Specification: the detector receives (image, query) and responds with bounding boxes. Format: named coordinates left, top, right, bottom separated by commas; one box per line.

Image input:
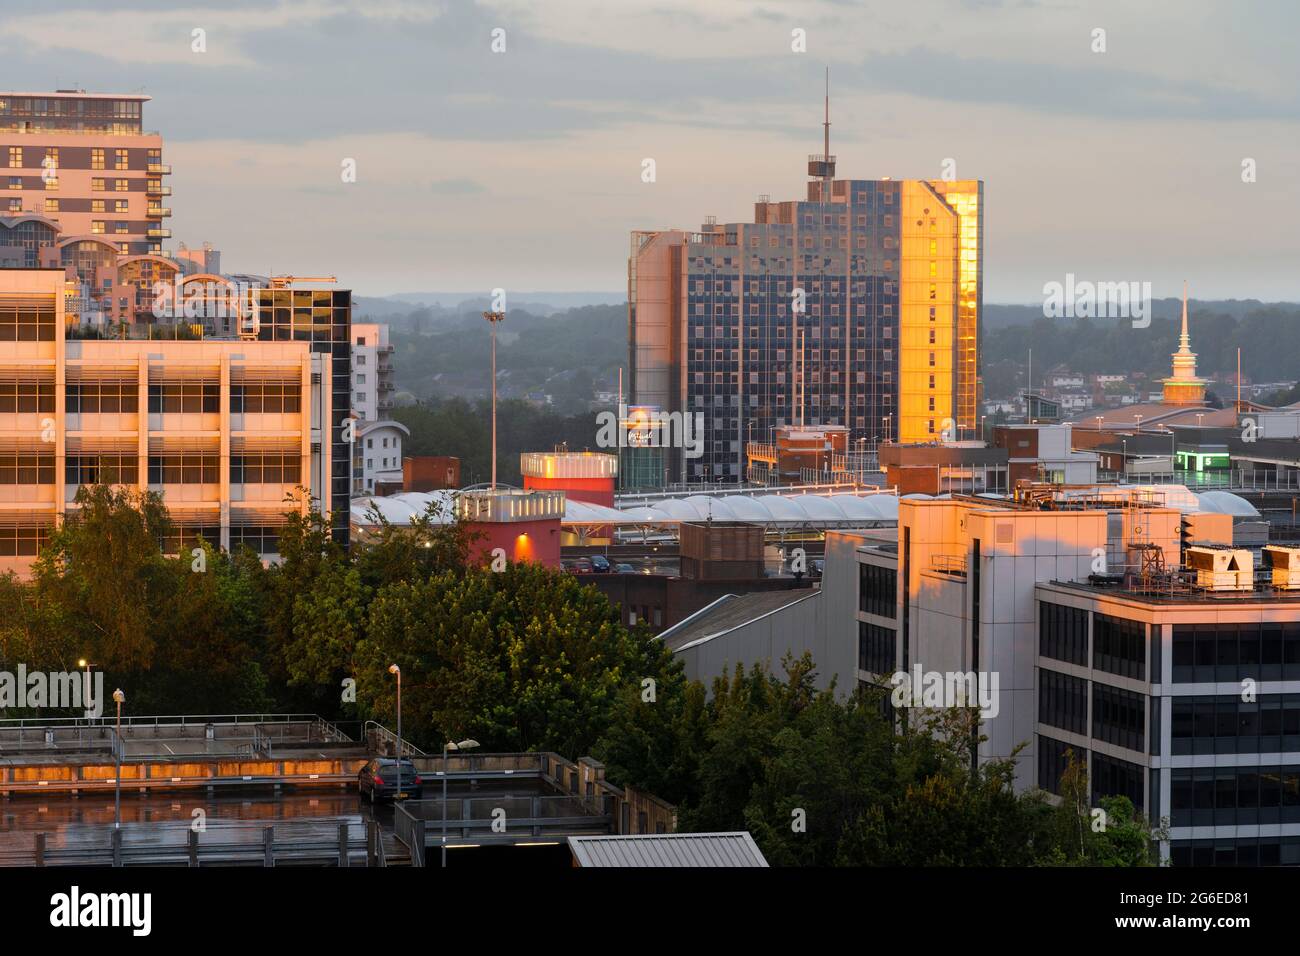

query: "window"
left=1037, top=735, right=1084, bottom=796
left=1092, top=752, right=1145, bottom=812
left=91, top=220, right=105, bottom=234
left=147, top=382, right=219, bottom=414
left=6, top=147, right=20, bottom=168
left=65, top=379, right=137, bottom=413
left=115, top=178, right=128, bottom=191
left=0, top=521, right=52, bottom=557
left=91, top=199, right=105, bottom=213
left=147, top=453, right=219, bottom=485
left=858, top=622, right=895, bottom=674
left=1092, top=682, right=1146, bottom=752
left=1040, top=602, right=1088, bottom=665
left=1093, top=613, right=1145, bottom=679
left=91, top=178, right=105, bottom=192
left=0, top=454, right=55, bottom=484
left=66, top=454, right=138, bottom=485
left=1171, top=693, right=1300, bottom=755
left=43, top=198, right=57, bottom=213
left=158, top=525, right=221, bottom=554
left=91, top=148, right=105, bottom=170
left=858, top=562, right=897, bottom=618
left=230, top=381, right=301, bottom=413
left=0, top=301, right=56, bottom=341
left=229, top=525, right=283, bottom=555
left=230, top=452, right=301, bottom=484
left=0, top=380, right=53, bottom=413
left=1039, top=668, right=1087, bottom=735
left=114, top=148, right=129, bottom=170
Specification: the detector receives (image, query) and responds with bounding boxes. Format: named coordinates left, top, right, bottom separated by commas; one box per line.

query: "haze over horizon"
left=5, top=0, right=1297, bottom=300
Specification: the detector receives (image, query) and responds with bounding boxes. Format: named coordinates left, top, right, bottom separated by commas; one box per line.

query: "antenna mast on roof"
left=823, top=67, right=831, bottom=201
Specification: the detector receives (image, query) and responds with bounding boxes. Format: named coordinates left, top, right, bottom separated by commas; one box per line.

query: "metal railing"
left=0, top=819, right=367, bottom=867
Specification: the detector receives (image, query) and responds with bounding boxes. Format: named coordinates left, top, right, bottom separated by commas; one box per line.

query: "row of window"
left=1172, top=623, right=1300, bottom=683
left=1036, top=736, right=1146, bottom=811
left=1170, top=766, right=1300, bottom=827
left=1170, top=837, right=1300, bottom=868
left=1170, top=695, right=1300, bottom=754
left=66, top=455, right=137, bottom=485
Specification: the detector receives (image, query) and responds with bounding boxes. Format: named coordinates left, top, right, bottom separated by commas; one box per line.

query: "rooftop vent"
left=1263, top=545, right=1300, bottom=591
left=1185, top=546, right=1254, bottom=592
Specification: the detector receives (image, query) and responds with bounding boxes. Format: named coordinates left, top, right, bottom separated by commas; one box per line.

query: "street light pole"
left=387, top=665, right=401, bottom=759
left=482, top=311, right=506, bottom=491
left=78, top=659, right=91, bottom=724
left=441, top=738, right=480, bottom=867
left=113, top=689, right=124, bottom=829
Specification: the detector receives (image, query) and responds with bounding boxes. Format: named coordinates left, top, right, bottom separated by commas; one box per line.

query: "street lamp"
left=442, top=738, right=480, bottom=867
left=1095, top=415, right=1103, bottom=432
left=112, top=689, right=124, bottom=830
left=387, top=664, right=401, bottom=759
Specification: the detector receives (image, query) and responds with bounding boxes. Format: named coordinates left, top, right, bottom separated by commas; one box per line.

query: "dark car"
left=590, top=555, right=611, bottom=573
left=358, top=757, right=423, bottom=803
left=614, top=563, right=636, bottom=574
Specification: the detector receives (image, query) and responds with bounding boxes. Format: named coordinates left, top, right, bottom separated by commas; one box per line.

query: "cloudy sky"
left=5, top=0, right=1297, bottom=301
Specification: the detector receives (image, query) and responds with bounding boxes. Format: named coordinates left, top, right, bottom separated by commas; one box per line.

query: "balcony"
left=147, top=206, right=172, bottom=218
left=147, top=227, right=171, bottom=239
left=145, top=183, right=171, bottom=196
left=147, top=163, right=172, bottom=174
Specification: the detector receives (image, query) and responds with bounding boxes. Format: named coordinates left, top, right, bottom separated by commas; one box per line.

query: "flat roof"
left=1042, top=579, right=1300, bottom=607
left=1, top=92, right=151, bottom=101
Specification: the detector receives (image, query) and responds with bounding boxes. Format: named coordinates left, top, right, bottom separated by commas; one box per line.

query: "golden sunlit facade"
left=898, top=179, right=982, bottom=443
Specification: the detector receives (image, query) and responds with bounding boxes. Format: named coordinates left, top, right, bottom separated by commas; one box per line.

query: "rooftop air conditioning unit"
left=1263, top=545, right=1300, bottom=590
left=1184, top=546, right=1254, bottom=592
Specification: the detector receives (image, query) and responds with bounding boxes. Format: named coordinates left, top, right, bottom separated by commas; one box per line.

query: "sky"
left=3, top=0, right=1298, bottom=301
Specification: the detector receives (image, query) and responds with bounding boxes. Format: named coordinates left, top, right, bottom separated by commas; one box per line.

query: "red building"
left=458, top=489, right=563, bottom=569
left=519, top=451, right=617, bottom=506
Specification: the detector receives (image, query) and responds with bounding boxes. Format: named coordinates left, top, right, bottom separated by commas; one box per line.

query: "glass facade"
left=255, top=287, right=352, bottom=546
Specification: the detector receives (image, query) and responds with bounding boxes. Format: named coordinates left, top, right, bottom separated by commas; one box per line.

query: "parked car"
left=358, top=758, right=423, bottom=803
left=615, top=563, right=636, bottom=574
left=568, top=557, right=594, bottom=574
left=590, top=555, right=611, bottom=573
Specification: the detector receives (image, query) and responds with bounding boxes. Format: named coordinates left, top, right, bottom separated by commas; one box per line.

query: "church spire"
left=1163, top=280, right=1206, bottom=406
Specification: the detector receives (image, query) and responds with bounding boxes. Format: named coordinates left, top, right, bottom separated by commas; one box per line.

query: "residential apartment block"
left=0, top=267, right=351, bottom=576
left=350, top=322, right=405, bottom=494
left=629, top=149, right=982, bottom=483
left=0, top=91, right=171, bottom=256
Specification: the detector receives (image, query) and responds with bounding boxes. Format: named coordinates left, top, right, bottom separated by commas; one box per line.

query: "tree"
left=351, top=562, right=676, bottom=755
